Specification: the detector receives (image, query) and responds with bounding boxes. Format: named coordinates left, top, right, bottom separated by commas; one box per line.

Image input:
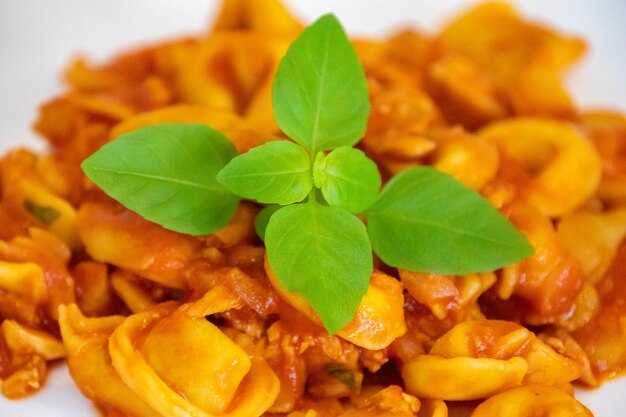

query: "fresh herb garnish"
left=366, top=167, right=534, bottom=274
left=254, top=205, right=281, bottom=241
left=81, top=14, right=533, bottom=334
left=272, top=14, right=370, bottom=154
left=313, top=146, right=381, bottom=214
left=82, top=123, right=239, bottom=236
left=216, top=140, right=312, bottom=205
left=265, top=201, right=372, bottom=333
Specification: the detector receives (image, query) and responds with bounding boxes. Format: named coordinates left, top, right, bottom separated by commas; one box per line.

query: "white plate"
left=0, top=1, right=624, bottom=416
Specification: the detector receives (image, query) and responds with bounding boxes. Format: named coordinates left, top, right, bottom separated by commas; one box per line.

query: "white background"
left=0, top=1, right=624, bottom=416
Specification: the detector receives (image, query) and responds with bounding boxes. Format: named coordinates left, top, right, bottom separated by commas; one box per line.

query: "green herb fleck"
left=24, top=200, right=61, bottom=225
left=325, top=363, right=359, bottom=390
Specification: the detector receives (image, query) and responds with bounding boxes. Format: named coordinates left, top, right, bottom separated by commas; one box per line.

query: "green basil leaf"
left=265, top=201, right=372, bottom=333
left=217, top=140, right=312, bottom=205
left=272, top=14, right=370, bottom=153
left=255, top=204, right=280, bottom=241
left=313, top=147, right=381, bottom=213
left=81, top=123, right=239, bottom=236
left=367, top=167, right=534, bottom=274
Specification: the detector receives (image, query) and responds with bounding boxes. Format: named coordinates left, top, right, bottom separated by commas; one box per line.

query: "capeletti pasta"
left=0, top=1, right=625, bottom=416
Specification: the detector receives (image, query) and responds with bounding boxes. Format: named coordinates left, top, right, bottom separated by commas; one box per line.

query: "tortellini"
left=480, top=118, right=602, bottom=218
left=77, top=200, right=202, bottom=289
left=0, top=320, right=65, bottom=399
left=60, top=286, right=279, bottom=417
left=471, top=384, right=592, bottom=417
left=59, top=304, right=154, bottom=417
left=266, top=257, right=406, bottom=350
left=401, top=320, right=580, bottom=400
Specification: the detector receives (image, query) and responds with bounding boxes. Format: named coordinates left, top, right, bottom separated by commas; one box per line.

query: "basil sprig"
left=82, top=14, right=533, bottom=334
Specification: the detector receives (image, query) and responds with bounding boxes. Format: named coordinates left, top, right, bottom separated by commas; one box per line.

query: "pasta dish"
left=0, top=1, right=625, bottom=416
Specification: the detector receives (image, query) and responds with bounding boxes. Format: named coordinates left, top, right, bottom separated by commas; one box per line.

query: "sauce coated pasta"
left=1, top=1, right=625, bottom=416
